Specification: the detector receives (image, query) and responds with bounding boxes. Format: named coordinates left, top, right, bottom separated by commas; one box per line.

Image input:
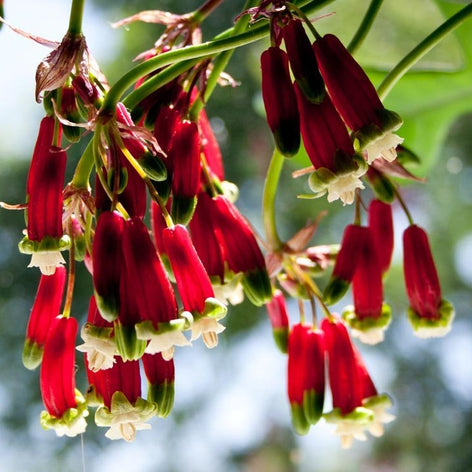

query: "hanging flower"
left=294, top=87, right=367, bottom=205
left=282, top=18, right=325, bottom=104
left=23, top=266, right=67, bottom=370
left=199, top=109, right=225, bottom=181
left=323, top=224, right=369, bottom=304
left=40, top=316, right=88, bottom=437
left=18, top=116, right=70, bottom=275
left=368, top=199, right=394, bottom=274
left=93, top=358, right=157, bottom=441
left=287, top=323, right=325, bottom=434
left=343, top=227, right=392, bottom=345
left=403, top=225, right=454, bottom=338
left=265, top=289, right=290, bottom=353
left=260, top=46, right=300, bottom=157
left=142, top=353, right=175, bottom=418
left=120, top=217, right=189, bottom=360
left=313, top=34, right=403, bottom=164
left=77, top=296, right=116, bottom=372
left=92, top=210, right=124, bottom=322
left=162, top=224, right=227, bottom=348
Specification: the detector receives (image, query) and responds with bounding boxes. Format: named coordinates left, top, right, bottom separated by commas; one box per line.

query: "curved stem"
left=377, top=2, right=472, bottom=100
left=347, top=0, right=384, bottom=54
left=393, top=185, right=414, bottom=225
left=263, top=148, right=285, bottom=251
left=71, top=140, right=94, bottom=189
left=101, top=0, right=331, bottom=114
left=68, top=0, right=86, bottom=36
left=62, top=229, right=76, bottom=319
left=192, top=0, right=225, bottom=24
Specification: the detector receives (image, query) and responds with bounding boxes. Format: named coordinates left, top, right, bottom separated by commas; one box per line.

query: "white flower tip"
left=413, top=324, right=452, bottom=339
left=365, top=132, right=404, bottom=164
left=28, top=251, right=66, bottom=275
left=54, top=416, right=88, bottom=438
left=327, top=174, right=365, bottom=205
left=351, top=327, right=386, bottom=345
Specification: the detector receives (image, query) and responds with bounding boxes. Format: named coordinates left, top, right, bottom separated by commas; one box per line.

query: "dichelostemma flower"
left=19, top=116, right=70, bottom=275
left=142, top=353, right=175, bottom=418
left=287, top=323, right=325, bottom=435
left=92, top=358, right=157, bottom=441
left=403, top=225, right=454, bottom=338
left=294, top=86, right=367, bottom=205
left=120, top=217, right=189, bottom=360
left=260, top=46, right=300, bottom=157
left=313, top=34, right=403, bottom=164
left=265, top=289, right=290, bottom=353
left=342, top=227, right=392, bottom=345
left=40, top=316, right=88, bottom=437
left=162, top=224, right=227, bottom=348
left=23, top=265, right=67, bottom=370
left=77, top=296, right=116, bottom=372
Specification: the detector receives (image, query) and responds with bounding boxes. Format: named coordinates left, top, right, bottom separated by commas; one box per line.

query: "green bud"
left=303, top=390, right=324, bottom=425
left=323, top=277, right=350, bottom=305
left=114, top=321, right=146, bottom=361
left=139, top=152, right=167, bottom=181
left=241, top=269, right=273, bottom=307
left=290, top=403, right=310, bottom=435
left=171, top=195, right=197, bottom=225
left=148, top=381, right=174, bottom=418
left=22, top=339, right=44, bottom=370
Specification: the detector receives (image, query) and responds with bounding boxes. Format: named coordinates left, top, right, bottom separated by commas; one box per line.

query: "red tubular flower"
left=199, top=109, right=225, bottom=181
left=77, top=296, right=116, bottom=372
left=260, top=46, right=300, bottom=157
left=167, top=119, right=201, bottom=224
left=265, top=289, right=290, bottom=353
left=119, top=217, right=188, bottom=360
left=40, top=316, right=88, bottom=437
left=23, top=266, right=66, bottom=370
left=313, top=34, right=403, bottom=163
left=188, top=191, right=226, bottom=283
left=321, top=317, right=373, bottom=448
left=324, top=225, right=369, bottom=305
left=92, top=211, right=124, bottom=322
left=60, top=84, right=82, bottom=142
left=282, top=19, right=325, bottom=104
left=212, top=195, right=272, bottom=306
left=287, top=324, right=325, bottom=434
left=295, top=87, right=367, bottom=204
left=368, top=199, right=394, bottom=274
left=343, top=228, right=392, bottom=345
left=92, top=358, right=157, bottom=442
left=19, top=116, right=70, bottom=275
left=162, top=224, right=227, bottom=348
left=403, top=225, right=454, bottom=337
left=142, top=353, right=175, bottom=417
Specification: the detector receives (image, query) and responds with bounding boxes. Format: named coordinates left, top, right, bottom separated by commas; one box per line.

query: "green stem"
left=101, top=0, right=331, bottom=114
left=68, top=0, right=86, bottom=36
left=192, top=0, right=225, bottom=24
left=71, top=140, right=94, bottom=189
left=263, top=148, right=285, bottom=251
left=393, top=186, right=414, bottom=226
left=347, top=0, right=384, bottom=54
left=377, top=2, right=472, bottom=100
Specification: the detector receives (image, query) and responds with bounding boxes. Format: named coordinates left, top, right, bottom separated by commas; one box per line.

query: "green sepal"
left=40, top=389, right=89, bottom=437
left=82, top=322, right=114, bottom=341
left=396, top=145, right=421, bottom=166
left=107, top=167, right=128, bottom=195
left=343, top=303, right=392, bottom=335
left=272, top=327, right=289, bottom=354
left=22, top=339, right=44, bottom=370
left=152, top=178, right=172, bottom=204
left=139, top=152, right=167, bottom=181
left=199, top=297, right=227, bottom=320
left=323, top=406, right=374, bottom=425
left=367, top=171, right=396, bottom=203
left=95, top=291, right=120, bottom=323
left=296, top=76, right=325, bottom=105
left=241, top=269, right=273, bottom=306
left=407, top=298, right=454, bottom=338
left=63, top=125, right=82, bottom=143
left=323, top=277, right=350, bottom=305
left=290, top=403, right=310, bottom=435
left=73, top=233, right=86, bottom=261
left=362, top=393, right=393, bottom=411
left=273, top=120, right=301, bottom=158
left=114, top=321, right=147, bottom=361
left=148, top=381, right=175, bottom=418
left=303, top=389, right=324, bottom=425
left=171, top=195, right=197, bottom=225
left=18, top=234, right=71, bottom=255
left=95, top=392, right=157, bottom=427
left=135, top=318, right=187, bottom=339
left=85, top=385, right=104, bottom=407
left=353, top=109, right=403, bottom=151
left=308, top=167, right=337, bottom=193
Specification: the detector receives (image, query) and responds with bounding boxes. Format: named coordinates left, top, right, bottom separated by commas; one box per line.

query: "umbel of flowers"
left=3, top=0, right=461, bottom=447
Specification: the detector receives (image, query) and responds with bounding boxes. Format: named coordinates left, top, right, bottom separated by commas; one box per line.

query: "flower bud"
left=265, top=289, right=289, bottom=353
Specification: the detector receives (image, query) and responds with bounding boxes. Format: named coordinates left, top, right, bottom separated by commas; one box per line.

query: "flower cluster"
left=261, top=16, right=403, bottom=204
left=7, top=0, right=457, bottom=450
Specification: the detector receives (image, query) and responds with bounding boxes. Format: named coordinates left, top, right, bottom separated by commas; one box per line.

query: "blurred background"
left=1, top=0, right=472, bottom=471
